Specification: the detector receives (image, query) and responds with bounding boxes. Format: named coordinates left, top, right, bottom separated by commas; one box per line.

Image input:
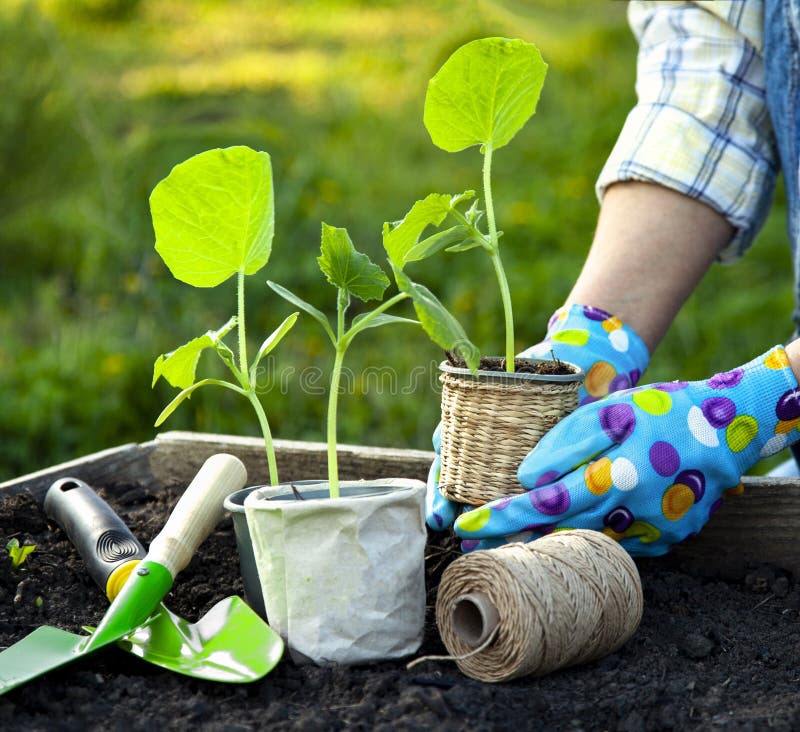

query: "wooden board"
left=2, top=430, right=799, bottom=577
left=0, top=431, right=433, bottom=500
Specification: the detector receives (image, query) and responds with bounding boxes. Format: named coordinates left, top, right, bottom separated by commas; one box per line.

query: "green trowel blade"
left=0, top=626, right=88, bottom=695
left=118, top=597, right=284, bottom=682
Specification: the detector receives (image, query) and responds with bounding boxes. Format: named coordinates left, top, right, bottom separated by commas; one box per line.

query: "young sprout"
left=268, top=224, right=421, bottom=498
left=384, top=37, right=548, bottom=373
left=6, top=538, right=35, bottom=569
left=150, top=146, right=297, bottom=486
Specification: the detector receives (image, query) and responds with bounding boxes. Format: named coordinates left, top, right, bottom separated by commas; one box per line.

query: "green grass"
left=1, top=0, right=794, bottom=479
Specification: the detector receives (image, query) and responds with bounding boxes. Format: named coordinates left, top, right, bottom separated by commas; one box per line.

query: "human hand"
left=425, top=304, right=650, bottom=530
left=453, top=347, right=800, bottom=555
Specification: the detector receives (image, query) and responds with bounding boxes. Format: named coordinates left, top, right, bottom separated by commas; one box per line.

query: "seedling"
left=268, top=223, right=477, bottom=498
left=6, top=538, right=35, bottom=569
left=149, top=146, right=476, bottom=498
left=150, top=146, right=296, bottom=486
left=383, top=37, right=548, bottom=373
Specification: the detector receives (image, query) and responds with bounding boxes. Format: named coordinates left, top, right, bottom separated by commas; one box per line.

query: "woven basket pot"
left=438, top=358, right=584, bottom=506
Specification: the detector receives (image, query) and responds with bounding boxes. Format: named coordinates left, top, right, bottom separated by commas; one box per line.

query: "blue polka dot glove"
left=454, top=346, right=800, bottom=556
left=426, top=304, right=651, bottom=531
left=519, top=304, right=650, bottom=406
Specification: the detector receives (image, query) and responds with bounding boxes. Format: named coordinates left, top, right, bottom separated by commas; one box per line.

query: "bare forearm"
left=566, top=181, right=735, bottom=353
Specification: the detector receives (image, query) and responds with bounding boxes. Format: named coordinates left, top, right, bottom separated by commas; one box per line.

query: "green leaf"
left=445, top=237, right=484, bottom=253
left=150, top=146, right=274, bottom=287
left=267, top=280, right=335, bottom=345
left=249, top=312, right=300, bottom=383
left=383, top=192, right=474, bottom=268
left=154, top=378, right=244, bottom=427
left=318, top=223, right=389, bottom=301
left=424, top=37, right=547, bottom=153
left=392, top=264, right=480, bottom=372
left=152, top=317, right=237, bottom=389
left=350, top=312, right=419, bottom=335
left=405, top=225, right=474, bottom=262
left=6, top=539, right=35, bottom=569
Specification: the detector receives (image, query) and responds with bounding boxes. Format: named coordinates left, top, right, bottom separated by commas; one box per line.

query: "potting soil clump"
left=446, top=353, right=576, bottom=376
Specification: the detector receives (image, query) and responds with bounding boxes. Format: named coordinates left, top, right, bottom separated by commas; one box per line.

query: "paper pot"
left=244, top=478, right=426, bottom=665
left=224, top=480, right=323, bottom=618
left=439, top=358, right=584, bottom=506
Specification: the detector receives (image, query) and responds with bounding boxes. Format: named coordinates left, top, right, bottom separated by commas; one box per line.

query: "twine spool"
left=434, top=530, right=643, bottom=683
left=438, top=362, right=582, bottom=506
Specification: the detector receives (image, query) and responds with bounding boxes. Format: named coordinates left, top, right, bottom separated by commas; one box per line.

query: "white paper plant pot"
left=244, top=478, right=426, bottom=665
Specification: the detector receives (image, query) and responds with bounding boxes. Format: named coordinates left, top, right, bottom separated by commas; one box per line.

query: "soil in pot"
left=445, top=353, right=577, bottom=376
left=3, top=484, right=800, bottom=730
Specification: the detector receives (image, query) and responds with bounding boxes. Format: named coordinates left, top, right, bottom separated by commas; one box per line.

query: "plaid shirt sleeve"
left=596, top=0, right=777, bottom=261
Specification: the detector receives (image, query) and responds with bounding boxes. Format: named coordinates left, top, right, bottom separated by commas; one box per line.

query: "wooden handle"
left=146, top=453, right=247, bottom=577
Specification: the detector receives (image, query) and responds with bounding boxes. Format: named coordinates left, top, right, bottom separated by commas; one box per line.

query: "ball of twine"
left=432, top=530, right=643, bottom=683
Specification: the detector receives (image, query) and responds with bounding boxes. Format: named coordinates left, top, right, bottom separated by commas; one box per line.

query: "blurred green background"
left=1, top=0, right=793, bottom=480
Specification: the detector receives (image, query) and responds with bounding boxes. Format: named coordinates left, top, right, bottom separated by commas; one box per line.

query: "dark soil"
left=446, top=352, right=577, bottom=376
left=2, top=483, right=800, bottom=731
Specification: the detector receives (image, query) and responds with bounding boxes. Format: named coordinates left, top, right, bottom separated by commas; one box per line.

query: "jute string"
left=413, top=530, right=643, bottom=683
left=438, top=371, right=580, bottom=506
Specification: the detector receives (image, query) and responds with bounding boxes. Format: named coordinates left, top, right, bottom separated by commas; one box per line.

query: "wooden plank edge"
left=4, top=431, right=800, bottom=577
left=149, top=431, right=435, bottom=486
left=665, top=475, right=800, bottom=578
left=0, top=442, right=155, bottom=502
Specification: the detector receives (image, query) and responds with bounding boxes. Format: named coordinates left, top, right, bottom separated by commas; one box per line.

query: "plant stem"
left=247, top=390, right=280, bottom=486
left=482, top=144, right=515, bottom=372
left=237, top=270, right=250, bottom=388
left=237, top=268, right=280, bottom=485
left=327, top=346, right=346, bottom=499
left=327, top=289, right=351, bottom=499
left=490, top=249, right=515, bottom=372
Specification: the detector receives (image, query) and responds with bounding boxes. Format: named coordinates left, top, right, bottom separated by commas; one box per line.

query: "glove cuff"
left=521, top=304, right=650, bottom=403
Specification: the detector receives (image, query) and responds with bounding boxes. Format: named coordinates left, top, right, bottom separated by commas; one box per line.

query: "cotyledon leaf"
left=266, top=281, right=336, bottom=345
left=249, top=312, right=300, bottom=384
left=391, top=263, right=479, bottom=372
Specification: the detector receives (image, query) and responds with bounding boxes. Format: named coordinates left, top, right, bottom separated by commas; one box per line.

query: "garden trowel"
left=42, top=473, right=284, bottom=683
left=0, top=454, right=282, bottom=695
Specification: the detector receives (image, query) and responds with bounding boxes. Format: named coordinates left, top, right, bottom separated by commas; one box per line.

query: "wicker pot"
left=439, top=358, right=584, bottom=506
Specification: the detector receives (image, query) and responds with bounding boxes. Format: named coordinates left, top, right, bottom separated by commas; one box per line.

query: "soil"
left=2, top=483, right=800, bottom=731
left=445, top=353, right=577, bottom=376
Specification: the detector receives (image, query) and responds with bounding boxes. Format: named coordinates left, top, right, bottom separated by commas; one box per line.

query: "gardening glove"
left=453, top=346, right=800, bottom=556
left=426, top=304, right=650, bottom=530
left=518, top=304, right=650, bottom=406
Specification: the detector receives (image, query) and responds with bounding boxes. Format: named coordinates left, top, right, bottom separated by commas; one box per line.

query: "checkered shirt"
left=596, top=0, right=778, bottom=261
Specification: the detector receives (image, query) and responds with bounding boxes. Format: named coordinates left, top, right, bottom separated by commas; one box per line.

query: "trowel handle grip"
left=147, top=454, right=247, bottom=578
left=44, top=478, right=146, bottom=600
